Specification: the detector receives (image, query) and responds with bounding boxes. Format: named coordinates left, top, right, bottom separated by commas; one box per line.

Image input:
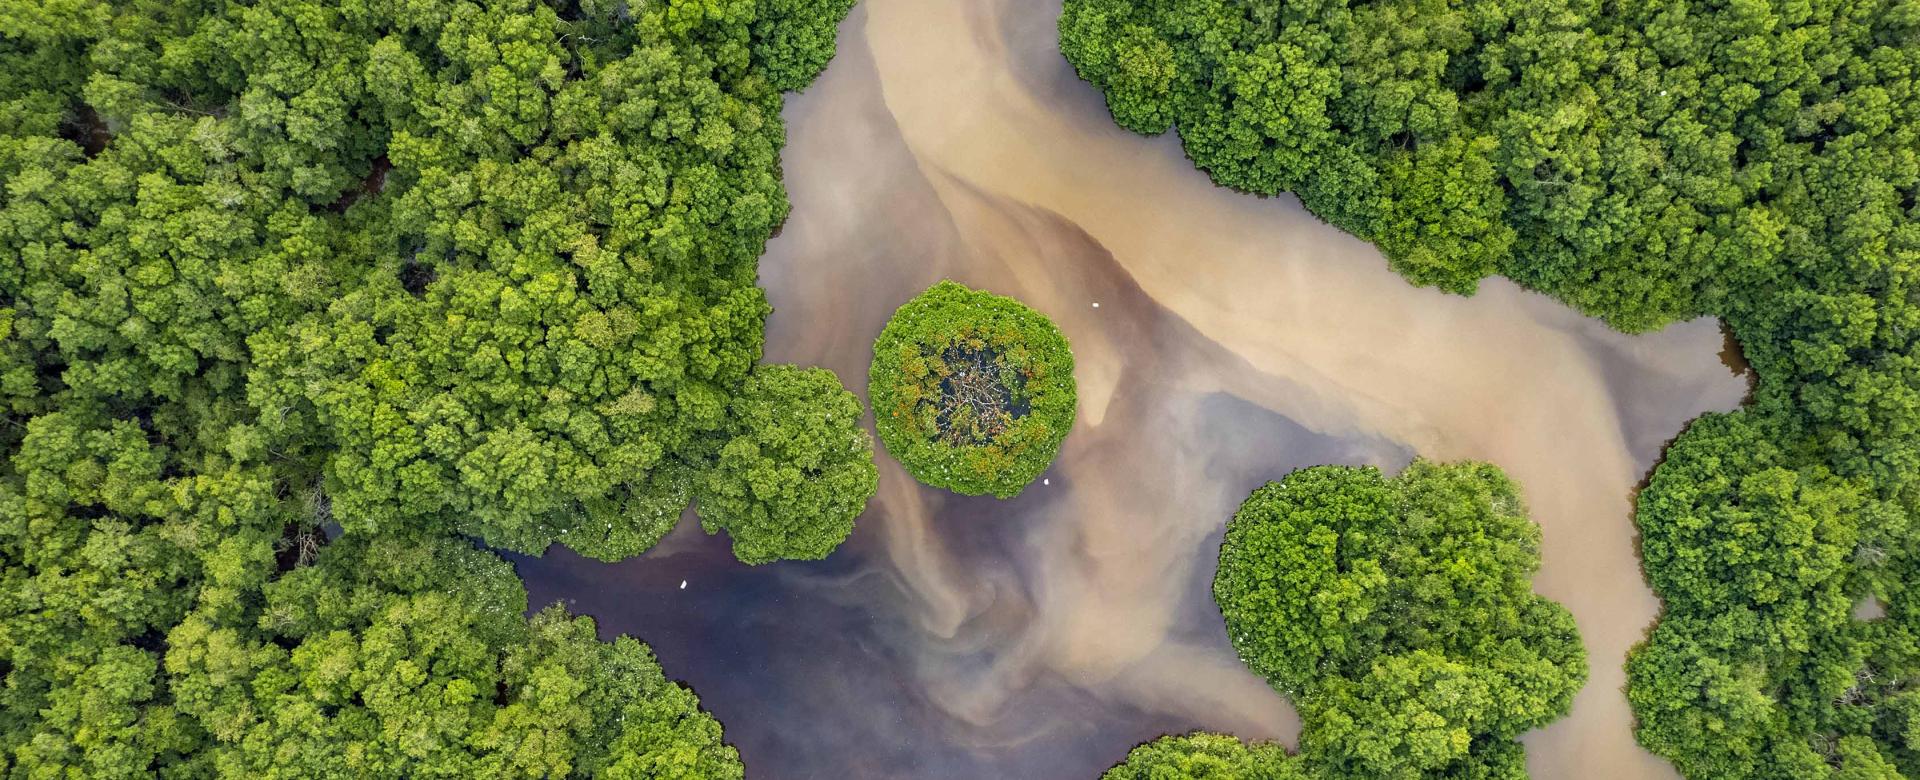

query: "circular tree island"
left=869, top=281, right=1077, bottom=497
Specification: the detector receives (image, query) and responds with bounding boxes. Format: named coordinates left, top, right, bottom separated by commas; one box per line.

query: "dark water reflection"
left=509, top=0, right=1753, bottom=777
left=513, top=390, right=1401, bottom=778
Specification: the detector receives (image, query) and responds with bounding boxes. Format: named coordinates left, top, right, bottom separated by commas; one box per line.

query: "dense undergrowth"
left=1062, top=0, right=1920, bottom=775
left=0, top=0, right=864, bottom=774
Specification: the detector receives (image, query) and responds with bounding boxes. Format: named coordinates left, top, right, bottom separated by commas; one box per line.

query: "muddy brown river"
left=509, top=0, right=1752, bottom=776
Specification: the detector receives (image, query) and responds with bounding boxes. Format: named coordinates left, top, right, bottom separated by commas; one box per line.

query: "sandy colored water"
left=511, top=0, right=1751, bottom=776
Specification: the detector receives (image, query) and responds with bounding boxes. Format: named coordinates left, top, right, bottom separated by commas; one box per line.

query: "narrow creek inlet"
left=509, top=0, right=1753, bottom=777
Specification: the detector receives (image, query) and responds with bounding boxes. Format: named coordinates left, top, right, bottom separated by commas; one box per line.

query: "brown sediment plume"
left=512, top=0, right=1753, bottom=777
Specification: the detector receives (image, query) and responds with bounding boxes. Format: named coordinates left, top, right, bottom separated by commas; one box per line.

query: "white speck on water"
left=679, top=580, right=688, bottom=590
left=1091, top=302, right=1100, bottom=308
left=1043, top=478, right=1050, bottom=485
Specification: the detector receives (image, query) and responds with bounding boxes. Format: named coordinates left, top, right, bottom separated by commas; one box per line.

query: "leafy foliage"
left=696, top=364, right=876, bottom=564
left=181, top=533, right=743, bottom=779
left=1102, top=732, right=1307, bottom=779
left=1062, top=0, right=1920, bottom=774
left=244, top=0, right=856, bottom=560
left=869, top=280, right=1077, bottom=498
left=1214, top=461, right=1586, bottom=778
left=0, top=0, right=858, bottom=774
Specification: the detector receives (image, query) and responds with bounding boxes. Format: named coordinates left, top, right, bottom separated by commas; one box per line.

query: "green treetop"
left=869, top=280, right=1077, bottom=498
left=1102, top=733, right=1307, bottom=780
left=696, top=364, right=877, bottom=564
left=1214, top=461, right=1586, bottom=777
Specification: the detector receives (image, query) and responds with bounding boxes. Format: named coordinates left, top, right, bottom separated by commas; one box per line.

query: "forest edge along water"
left=508, top=0, right=1753, bottom=777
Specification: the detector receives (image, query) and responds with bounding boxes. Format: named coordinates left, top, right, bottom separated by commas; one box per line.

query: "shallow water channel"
left=509, top=0, right=1753, bottom=776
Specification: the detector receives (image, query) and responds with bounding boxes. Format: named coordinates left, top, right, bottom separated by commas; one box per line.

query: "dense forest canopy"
left=7, top=0, right=1914, bottom=772
left=0, top=0, right=862, bottom=775
left=869, top=280, right=1077, bottom=498
left=1062, top=0, right=1920, bottom=775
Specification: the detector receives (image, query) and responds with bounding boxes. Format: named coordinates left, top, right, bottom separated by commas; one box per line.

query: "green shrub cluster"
left=1062, top=0, right=1920, bottom=774
left=0, top=0, right=861, bottom=774
left=1202, top=462, right=1585, bottom=778
left=696, top=364, right=877, bottom=564
left=869, top=280, right=1077, bottom=497
left=1103, top=733, right=1306, bottom=779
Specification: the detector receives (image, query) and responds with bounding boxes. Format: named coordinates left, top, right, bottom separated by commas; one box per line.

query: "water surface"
left=512, top=0, right=1751, bottom=776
